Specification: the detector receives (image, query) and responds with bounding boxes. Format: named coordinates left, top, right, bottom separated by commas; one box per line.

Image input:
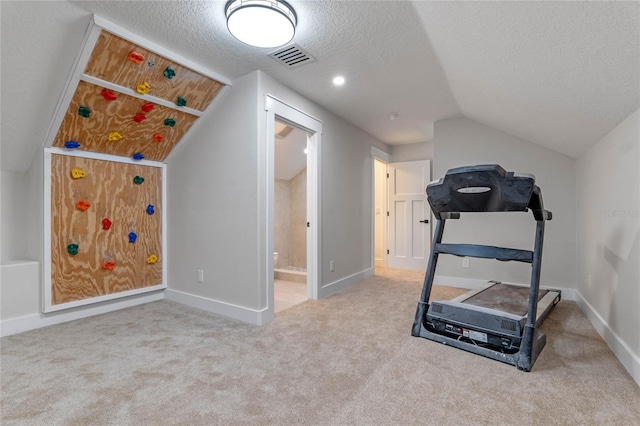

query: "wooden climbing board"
left=85, top=31, right=224, bottom=112
left=48, top=25, right=227, bottom=161
left=49, top=153, right=163, bottom=306
left=52, top=81, right=197, bottom=161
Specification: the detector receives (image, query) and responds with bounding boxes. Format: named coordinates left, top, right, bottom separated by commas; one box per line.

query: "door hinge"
left=307, top=222, right=310, bottom=228
left=387, top=249, right=389, bottom=254
left=387, top=211, right=389, bottom=217
left=386, top=173, right=389, bottom=178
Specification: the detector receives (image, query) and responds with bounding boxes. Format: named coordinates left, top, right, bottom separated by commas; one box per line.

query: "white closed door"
left=387, top=160, right=431, bottom=271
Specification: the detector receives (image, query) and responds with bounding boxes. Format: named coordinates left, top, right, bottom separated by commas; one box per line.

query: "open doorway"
left=265, top=95, right=323, bottom=319
left=273, top=120, right=309, bottom=312
left=374, top=158, right=388, bottom=268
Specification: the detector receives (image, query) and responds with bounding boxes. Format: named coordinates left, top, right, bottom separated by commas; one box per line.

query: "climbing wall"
left=51, top=30, right=225, bottom=161
left=50, top=153, right=162, bottom=305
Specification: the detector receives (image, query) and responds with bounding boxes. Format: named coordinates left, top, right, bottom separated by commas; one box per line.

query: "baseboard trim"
left=0, top=291, right=164, bottom=338
left=319, top=267, right=374, bottom=299
left=433, top=275, right=576, bottom=301
left=575, top=291, right=640, bottom=387
left=164, top=289, right=267, bottom=326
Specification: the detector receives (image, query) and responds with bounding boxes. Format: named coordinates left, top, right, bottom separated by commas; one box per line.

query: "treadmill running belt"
left=464, top=283, right=548, bottom=316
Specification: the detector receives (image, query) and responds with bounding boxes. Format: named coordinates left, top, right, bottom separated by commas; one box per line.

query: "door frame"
left=265, top=95, right=323, bottom=316
left=370, top=147, right=391, bottom=270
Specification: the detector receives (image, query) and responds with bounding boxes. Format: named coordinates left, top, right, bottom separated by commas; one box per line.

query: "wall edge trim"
left=164, top=289, right=266, bottom=326
left=575, top=290, right=640, bottom=387
left=319, top=267, right=374, bottom=299
left=0, top=291, right=164, bottom=338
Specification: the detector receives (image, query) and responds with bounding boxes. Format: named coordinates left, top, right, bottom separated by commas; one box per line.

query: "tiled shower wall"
left=274, top=168, right=306, bottom=269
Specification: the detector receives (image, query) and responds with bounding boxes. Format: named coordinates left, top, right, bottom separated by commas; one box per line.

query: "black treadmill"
left=411, top=164, right=561, bottom=372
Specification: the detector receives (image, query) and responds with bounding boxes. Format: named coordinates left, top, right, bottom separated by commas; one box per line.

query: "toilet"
left=274, top=252, right=279, bottom=266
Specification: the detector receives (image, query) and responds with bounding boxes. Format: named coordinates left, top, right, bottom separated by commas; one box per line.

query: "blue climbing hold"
left=132, top=153, right=144, bottom=161
left=128, top=232, right=137, bottom=243
left=146, top=204, right=155, bottom=215
left=64, top=141, right=81, bottom=149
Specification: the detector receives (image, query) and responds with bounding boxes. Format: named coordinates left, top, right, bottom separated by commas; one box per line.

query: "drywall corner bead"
left=101, top=89, right=117, bottom=101
left=78, top=106, right=91, bottom=118
left=108, top=132, right=123, bottom=142
left=163, top=67, right=176, bottom=79
left=136, top=82, right=150, bottom=94
left=127, top=51, right=144, bottom=64
left=70, top=168, right=86, bottom=179
left=64, top=141, right=81, bottom=149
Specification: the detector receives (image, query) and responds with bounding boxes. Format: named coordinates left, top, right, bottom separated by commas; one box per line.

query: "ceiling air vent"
left=268, top=44, right=316, bottom=69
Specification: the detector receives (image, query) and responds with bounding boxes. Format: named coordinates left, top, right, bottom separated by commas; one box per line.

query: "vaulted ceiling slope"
left=1, top=1, right=638, bottom=172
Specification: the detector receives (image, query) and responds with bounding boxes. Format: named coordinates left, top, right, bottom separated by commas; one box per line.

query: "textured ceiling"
left=1, top=1, right=638, bottom=172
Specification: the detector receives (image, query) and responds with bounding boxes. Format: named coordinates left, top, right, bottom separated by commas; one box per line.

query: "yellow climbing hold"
left=147, top=254, right=158, bottom=264
left=108, top=131, right=123, bottom=142
left=136, top=82, right=150, bottom=94
left=70, top=168, right=86, bottom=179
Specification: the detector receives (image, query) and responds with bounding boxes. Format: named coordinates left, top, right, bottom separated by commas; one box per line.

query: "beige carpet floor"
left=1, top=268, right=638, bottom=425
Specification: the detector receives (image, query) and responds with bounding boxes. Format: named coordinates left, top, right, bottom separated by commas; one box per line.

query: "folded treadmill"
left=411, top=164, right=560, bottom=372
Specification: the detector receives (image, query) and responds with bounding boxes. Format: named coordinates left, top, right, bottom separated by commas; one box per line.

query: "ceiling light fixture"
left=225, top=0, right=297, bottom=48
left=333, top=76, right=345, bottom=86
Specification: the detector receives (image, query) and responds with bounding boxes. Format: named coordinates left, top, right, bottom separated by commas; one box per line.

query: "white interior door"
left=387, top=160, right=431, bottom=271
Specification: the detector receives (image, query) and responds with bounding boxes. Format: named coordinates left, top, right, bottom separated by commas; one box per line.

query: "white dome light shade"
left=226, top=0, right=297, bottom=48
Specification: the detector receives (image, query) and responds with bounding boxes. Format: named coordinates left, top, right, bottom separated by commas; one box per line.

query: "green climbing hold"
left=163, top=67, right=176, bottom=79
left=78, top=106, right=91, bottom=118
left=67, top=243, right=79, bottom=256
left=164, top=118, right=176, bottom=127
left=176, top=96, right=187, bottom=107
left=133, top=175, right=145, bottom=185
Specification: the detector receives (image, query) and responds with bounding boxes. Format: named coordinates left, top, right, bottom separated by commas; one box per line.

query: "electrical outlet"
left=462, top=258, right=470, bottom=268
left=329, top=260, right=335, bottom=272
left=197, top=269, right=204, bottom=283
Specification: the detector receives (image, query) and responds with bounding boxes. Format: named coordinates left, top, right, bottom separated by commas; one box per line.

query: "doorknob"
left=419, top=219, right=429, bottom=223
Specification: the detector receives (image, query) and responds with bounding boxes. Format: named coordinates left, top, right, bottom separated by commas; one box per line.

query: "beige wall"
left=274, top=169, right=307, bottom=269
left=289, top=168, right=307, bottom=268
left=274, top=179, right=290, bottom=269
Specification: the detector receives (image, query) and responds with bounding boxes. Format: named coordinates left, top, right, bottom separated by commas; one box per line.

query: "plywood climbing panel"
left=50, top=154, right=163, bottom=306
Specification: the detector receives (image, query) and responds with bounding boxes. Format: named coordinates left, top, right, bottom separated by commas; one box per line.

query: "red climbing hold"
left=153, top=133, right=163, bottom=143
left=101, top=89, right=117, bottom=101
left=102, top=218, right=113, bottom=230
left=134, top=113, right=147, bottom=123
left=128, top=51, right=144, bottom=64
left=141, top=102, right=155, bottom=113
left=76, top=200, right=91, bottom=211
left=102, top=260, right=116, bottom=271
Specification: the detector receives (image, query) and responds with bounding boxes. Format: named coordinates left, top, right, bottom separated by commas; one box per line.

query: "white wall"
left=257, top=71, right=389, bottom=301
left=167, top=72, right=262, bottom=309
left=1, top=170, right=29, bottom=261
left=390, top=141, right=433, bottom=163
left=433, top=117, right=576, bottom=291
left=576, top=109, right=639, bottom=382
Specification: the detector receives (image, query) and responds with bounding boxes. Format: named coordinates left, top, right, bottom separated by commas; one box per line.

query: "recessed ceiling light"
left=225, top=0, right=297, bottom=48
left=333, top=76, right=345, bottom=86
left=389, top=112, right=398, bottom=120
